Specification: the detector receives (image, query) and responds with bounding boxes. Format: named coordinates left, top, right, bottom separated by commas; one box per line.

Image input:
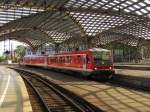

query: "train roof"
left=24, top=54, right=47, bottom=57
left=24, top=48, right=110, bottom=57
left=89, top=48, right=110, bottom=52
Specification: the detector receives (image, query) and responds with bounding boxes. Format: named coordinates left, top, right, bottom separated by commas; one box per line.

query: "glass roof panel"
left=0, top=5, right=44, bottom=26
left=0, top=0, right=149, bottom=47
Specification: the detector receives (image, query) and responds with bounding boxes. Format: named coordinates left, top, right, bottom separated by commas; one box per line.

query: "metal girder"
left=0, top=28, right=55, bottom=48
left=0, top=10, right=84, bottom=45
left=92, top=31, right=140, bottom=47
left=0, top=35, right=34, bottom=48
left=110, top=19, right=150, bottom=39
left=0, top=0, right=150, bottom=48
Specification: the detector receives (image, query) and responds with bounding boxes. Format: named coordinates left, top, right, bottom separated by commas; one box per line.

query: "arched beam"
left=0, top=29, right=55, bottom=48
left=0, top=9, right=86, bottom=38
left=0, top=28, right=56, bottom=45
left=0, top=36, right=34, bottom=49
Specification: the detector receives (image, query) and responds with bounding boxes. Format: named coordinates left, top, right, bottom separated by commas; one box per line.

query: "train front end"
left=90, top=48, right=115, bottom=79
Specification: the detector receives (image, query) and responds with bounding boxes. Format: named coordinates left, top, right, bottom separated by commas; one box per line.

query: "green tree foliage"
left=106, top=42, right=141, bottom=62
left=15, top=45, right=26, bottom=61
left=141, top=45, right=150, bottom=59
left=0, top=55, right=6, bottom=62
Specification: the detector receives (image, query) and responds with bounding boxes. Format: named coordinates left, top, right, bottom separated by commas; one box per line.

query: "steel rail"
left=22, top=74, right=85, bottom=112
left=15, top=68, right=103, bottom=112
left=22, top=76, right=51, bottom=112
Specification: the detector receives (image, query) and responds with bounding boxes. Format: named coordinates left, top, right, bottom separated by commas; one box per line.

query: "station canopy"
left=0, top=0, right=150, bottom=50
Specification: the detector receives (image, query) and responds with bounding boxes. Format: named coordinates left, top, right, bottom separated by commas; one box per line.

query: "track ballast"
left=14, top=69, right=102, bottom=112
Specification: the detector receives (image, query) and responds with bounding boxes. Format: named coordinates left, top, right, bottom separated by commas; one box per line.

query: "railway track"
left=14, top=68, right=102, bottom=112
left=9, top=66, right=150, bottom=112
left=24, top=79, right=45, bottom=112
left=16, top=65, right=150, bottom=92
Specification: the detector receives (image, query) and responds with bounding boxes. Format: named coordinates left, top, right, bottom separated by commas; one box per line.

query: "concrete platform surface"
left=113, top=69, right=150, bottom=90
left=0, top=67, right=32, bottom=112
left=116, top=64, right=150, bottom=67
left=115, top=69, right=150, bottom=77
left=115, top=64, right=150, bottom=71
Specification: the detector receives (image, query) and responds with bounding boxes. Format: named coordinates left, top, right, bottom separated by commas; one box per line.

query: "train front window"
left=93, top=51, right=112, bottom=65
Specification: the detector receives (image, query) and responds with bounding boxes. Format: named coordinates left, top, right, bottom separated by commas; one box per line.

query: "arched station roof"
left=0, top=0, right=150, bottom=49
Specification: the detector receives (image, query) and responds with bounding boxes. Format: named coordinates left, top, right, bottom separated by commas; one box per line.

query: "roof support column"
left=135, top=38, right=143, bottom=63
left=31, top=47, right=38, bottom=55
left=55, top=43, right=60, bottom=53
left=86, top=36, right=93, bottom=49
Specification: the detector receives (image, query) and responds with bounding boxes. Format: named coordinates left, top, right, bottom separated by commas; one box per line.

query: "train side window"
left=69, top=56, right=72, bottom=63
left=55, top=57, right=57, bottom=62
left=59, top=57, right=62, bottom=62
left=71, top=56, right=73, bottom=63
left=61, top=57, right=63, bottom=63
left=51, top=57, right=53, bottom=62
left=50, top=57, right=52, bottom=62
left=77, top=55, right=81, bottom=64
left=52, top=57, right=56, bottom=62
left=86, top=55, right=90, bottom=64
left=48, top=58, right=50, bottom=62
left=66, top=56, right=69, bottom=63
left=48, top=57, right=53, bottom=62
left=62, top=57, right=65, bottom=63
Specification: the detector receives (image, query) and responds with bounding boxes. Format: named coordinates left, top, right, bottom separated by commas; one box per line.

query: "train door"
left=83, top=54, right=87, bottom=69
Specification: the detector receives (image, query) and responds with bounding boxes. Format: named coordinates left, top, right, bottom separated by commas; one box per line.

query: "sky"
left=0, top=40, right=26, bottom=55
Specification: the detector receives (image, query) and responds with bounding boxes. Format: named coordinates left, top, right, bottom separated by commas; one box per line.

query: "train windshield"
left=93, top=51, right=112, bottom=65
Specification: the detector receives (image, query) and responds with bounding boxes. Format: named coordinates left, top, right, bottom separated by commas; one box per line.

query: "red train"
left=23, top=48, right=115, bottom=79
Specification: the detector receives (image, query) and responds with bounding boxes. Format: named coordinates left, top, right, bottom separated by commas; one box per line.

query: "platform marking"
left=0, top=75, right=11, bottom=107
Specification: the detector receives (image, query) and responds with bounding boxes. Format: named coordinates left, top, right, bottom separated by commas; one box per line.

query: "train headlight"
left=94, top=67, right=97, bottom=70
left=109, top=67, right=112, bottom=69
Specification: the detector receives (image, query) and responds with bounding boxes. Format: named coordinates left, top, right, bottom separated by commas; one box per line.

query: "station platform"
left=0, top=66, right=32, bottom=112
left=115, top=63, right=150, bottom=71
left=114, top=64, right=150, bottom=90
left=115, top=69, right=150, bottom=77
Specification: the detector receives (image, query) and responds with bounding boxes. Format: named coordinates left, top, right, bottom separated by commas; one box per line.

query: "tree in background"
left=141, top=45, right=150, bottom=59
left=0, top=55, right=6, bottom=62
left=106, top=42, right=141, bottom=63
left=15, top=45, right=26, bottom=62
